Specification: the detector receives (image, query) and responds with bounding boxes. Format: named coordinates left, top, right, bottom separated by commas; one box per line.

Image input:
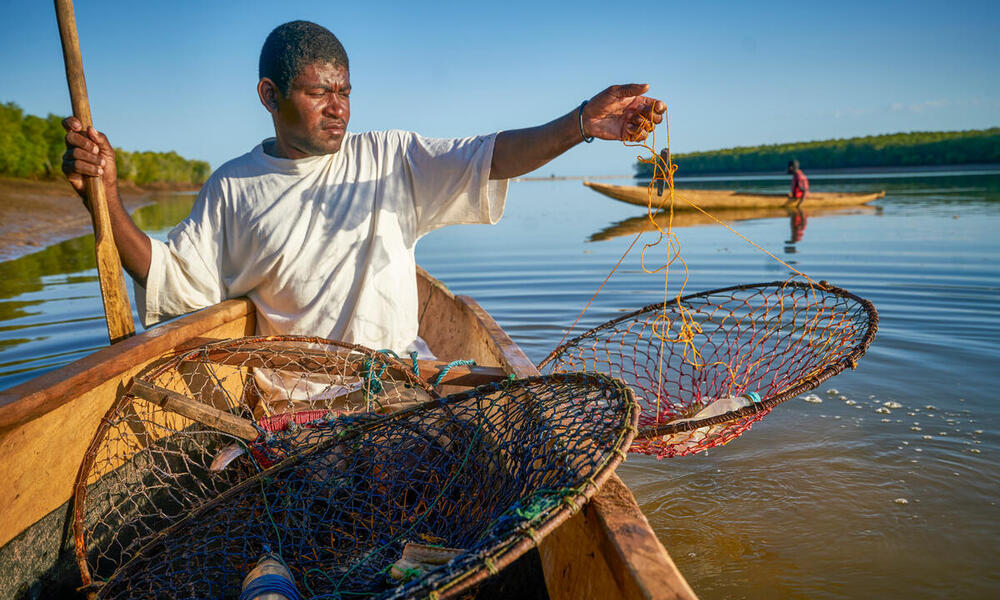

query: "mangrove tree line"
left=0, top=102, right=210, bottom=185
left=636, top=128, right=1000, bottom=177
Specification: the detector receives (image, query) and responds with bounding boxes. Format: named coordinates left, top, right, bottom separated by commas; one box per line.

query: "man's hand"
left=62, top=116, right=117, bottom=206
left=582, top=84, right=666, bottom=142
left=490, top=83, right=666, bottom=180
left=59, top=116, right=153, bottom=285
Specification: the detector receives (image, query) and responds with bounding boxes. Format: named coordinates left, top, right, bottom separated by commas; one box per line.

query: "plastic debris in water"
left=654, top=394, right=761, bottom=454
left=875, top=407, right=890, bottom=414
left=894, top=498, right=909, bottom=505
left=826, top=389, right=839, bottom=395
left=845, top=399, right=857, bottom=406
left=884, top=401, right=903, bottom=409
left=802, top=394, right=822, bottom=404
left=209, top=443, right=247, bottom=472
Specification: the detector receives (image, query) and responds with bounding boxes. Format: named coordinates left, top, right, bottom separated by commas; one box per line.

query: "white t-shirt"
left=136, top=130, right=508, bottom=355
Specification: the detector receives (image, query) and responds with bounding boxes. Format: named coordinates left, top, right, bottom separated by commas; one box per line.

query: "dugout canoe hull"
left=0, top=267, right=696, bottom=600
left=584, top=180, right=885, bottom=210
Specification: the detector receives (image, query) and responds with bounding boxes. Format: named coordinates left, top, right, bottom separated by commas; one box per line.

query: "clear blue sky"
left=2, top=0, right=997, bottom=175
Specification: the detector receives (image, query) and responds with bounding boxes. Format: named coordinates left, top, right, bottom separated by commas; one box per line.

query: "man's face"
left=266, top=61, right=351, bottom=158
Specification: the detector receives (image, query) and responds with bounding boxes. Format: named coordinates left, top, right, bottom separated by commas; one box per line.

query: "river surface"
left=2, top=169, right=998, bottom=599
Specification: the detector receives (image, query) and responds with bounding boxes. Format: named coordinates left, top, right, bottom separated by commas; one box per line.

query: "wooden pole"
left=54, top=0, right=135, bottom=344
left=130, top=380, right=260, bottom=441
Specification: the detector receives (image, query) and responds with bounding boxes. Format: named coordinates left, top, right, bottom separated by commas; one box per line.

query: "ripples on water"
left=2, top=171, right=998, bottom=598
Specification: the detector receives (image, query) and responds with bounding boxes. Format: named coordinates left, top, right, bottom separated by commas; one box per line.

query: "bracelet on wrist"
left=578, top=100, right=594, bottom=143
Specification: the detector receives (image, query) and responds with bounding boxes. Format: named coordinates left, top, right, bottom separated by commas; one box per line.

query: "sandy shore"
left=0, top=177, right=197, bottom=262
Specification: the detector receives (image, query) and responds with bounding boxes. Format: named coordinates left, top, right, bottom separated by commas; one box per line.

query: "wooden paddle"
left=54, top=0, right=135, bottom=344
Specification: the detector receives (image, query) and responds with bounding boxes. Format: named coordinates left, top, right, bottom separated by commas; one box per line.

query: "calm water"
left=2, top=170, right=999, bottom=598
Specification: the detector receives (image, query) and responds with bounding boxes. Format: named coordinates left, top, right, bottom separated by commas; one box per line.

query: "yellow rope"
left=566, top=103, right=839, bottom=421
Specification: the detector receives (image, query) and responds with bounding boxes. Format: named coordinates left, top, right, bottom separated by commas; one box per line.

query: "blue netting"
left=83, top=372, right=636, bottom=599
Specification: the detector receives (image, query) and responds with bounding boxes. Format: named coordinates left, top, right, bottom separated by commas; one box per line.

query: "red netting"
left=539, top=280, right=878, bottom=458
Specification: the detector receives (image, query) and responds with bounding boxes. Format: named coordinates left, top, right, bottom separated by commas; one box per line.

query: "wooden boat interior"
left=0, top=266, right=697, bottom=599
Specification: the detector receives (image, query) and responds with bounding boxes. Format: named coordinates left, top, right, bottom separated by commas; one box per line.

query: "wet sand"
left=0, top=177, right=197, bottom=262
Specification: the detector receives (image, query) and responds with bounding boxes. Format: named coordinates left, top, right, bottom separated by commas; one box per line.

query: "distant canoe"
left=584, top=181, right=885, bottom=210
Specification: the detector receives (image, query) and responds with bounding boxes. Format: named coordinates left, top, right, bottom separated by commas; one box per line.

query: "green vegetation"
left=0, top=102, right=210, bottom=185
left=636, top=128, right=1000, bottom=177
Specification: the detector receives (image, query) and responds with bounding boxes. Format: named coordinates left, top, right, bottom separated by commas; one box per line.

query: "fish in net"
left=73, top=335, right=440, bottom=589
left=538, top=280, right=878, bottom=458
left=75, top=372, right=637, bottom=599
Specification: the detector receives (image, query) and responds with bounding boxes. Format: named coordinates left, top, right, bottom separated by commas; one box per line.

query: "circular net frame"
left=82, top=373, right=637, bottom=600
left=538, top=281, right=878, bottom=458
left=74, top=336, right=439, bottom=588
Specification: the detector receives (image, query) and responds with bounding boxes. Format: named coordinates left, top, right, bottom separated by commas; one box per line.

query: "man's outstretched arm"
left=62, top=117, right=152, bottom=285
left=489, top=84, right=665, bottom=180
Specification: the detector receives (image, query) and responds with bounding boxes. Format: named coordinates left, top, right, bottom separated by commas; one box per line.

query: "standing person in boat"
left=61, top=20, right=665, bottom=358
left=787, top=159, right=810, bottom=207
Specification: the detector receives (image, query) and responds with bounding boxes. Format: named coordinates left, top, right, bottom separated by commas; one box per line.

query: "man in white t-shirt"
left=62, top=21, right=665, bottom=355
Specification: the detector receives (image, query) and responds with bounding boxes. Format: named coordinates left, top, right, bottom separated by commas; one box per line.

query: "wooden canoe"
left=584, top=181, right=885, bottom=210
left=0, top=266, right=697, bottom=600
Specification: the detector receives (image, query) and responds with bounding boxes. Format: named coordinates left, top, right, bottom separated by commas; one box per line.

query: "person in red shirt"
left=787, top=159, right=809, bottom=207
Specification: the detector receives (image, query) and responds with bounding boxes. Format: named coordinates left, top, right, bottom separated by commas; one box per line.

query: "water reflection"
left=0, top=192, right=195, bottom=385
left=589, top=205, right=877, bottom=243
left=0, top=193, right=195, bottom=303
left=129, top=192, right=198, bottom=232
left=784, top=209, right=807, bottom=253
left=2, top=172, right=1000, bottom=599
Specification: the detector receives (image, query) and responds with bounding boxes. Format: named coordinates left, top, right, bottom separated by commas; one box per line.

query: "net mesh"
left=74, top=336, right=440, bottom=587
left=539, top=280, right=878, bottom=458
left=78, top=372, right=636, bottom=600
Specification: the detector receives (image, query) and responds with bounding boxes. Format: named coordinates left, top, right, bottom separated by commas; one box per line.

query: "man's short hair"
left=259, top=21, right=349, bottom=95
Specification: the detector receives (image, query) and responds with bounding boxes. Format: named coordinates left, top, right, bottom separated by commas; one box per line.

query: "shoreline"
left=0, top=177, right=200, bottom=263
left=660, top=162, right=1000, bottom=182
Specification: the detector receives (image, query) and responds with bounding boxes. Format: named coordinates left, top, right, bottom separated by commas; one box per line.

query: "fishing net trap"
left=534, top=105, right=879, bottom=459
left=73, top=335, right=638, bottom=599
left=539, top=280, right=878, bottom=458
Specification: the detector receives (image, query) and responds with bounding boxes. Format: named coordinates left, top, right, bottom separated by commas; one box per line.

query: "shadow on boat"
left=588, top=204, right=880, bottom=243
